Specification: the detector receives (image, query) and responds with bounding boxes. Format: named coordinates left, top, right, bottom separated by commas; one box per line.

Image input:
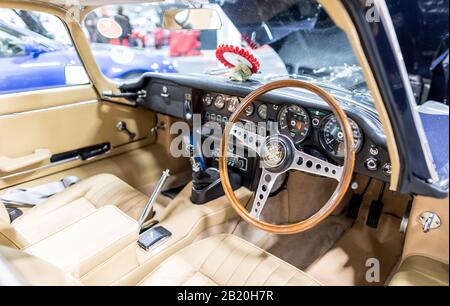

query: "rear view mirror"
left=163, top=8, right=222, bottom=30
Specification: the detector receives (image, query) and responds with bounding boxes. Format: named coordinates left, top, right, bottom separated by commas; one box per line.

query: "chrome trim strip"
left=0, top=100, right=98, bottom=118
left=376, top=1, right=438, bottom=182
left=0, top=157, right=80, bottom=180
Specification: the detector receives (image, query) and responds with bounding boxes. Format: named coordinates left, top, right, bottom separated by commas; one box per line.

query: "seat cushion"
left=24, top=206, right=139, bottom=278
left=0, top=246, right=81, bottom=286
left=389, top=256, right=449, bottom=286
left=139, top=234, right=321, bottom=286
left=11, top=173, right=147, bottom=246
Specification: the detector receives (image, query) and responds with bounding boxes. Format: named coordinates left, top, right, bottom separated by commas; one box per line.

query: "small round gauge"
left=203, top=93, right=213, bottom=106
left=320, top=115, right=363, bottom=158
left=257, top=104, right=268, bottom=120
left=227, top=96, right=240, bottom=113
left=245, top=104, right=255, bottom=116
left=214, top=95, right=225, bottom=109
left=278, top=105, right=311, bottom=145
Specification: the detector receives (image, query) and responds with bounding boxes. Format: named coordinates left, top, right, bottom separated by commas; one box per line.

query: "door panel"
left=0, top=85, right=98, bottom=115
left=0, top=100, right=154, bottom=158
left=0, top=86, right=156, bottom=188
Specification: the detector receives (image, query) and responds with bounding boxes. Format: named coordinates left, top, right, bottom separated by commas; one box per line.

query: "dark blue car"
left=0, top=21, right=176, bottom=95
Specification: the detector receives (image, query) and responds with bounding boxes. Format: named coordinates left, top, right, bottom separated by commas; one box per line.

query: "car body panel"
left=0, top=21, right=175, bottom=95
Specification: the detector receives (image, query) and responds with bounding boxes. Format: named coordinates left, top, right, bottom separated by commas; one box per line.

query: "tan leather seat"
left=0, top=234, right=321, bottom=286
left=389, top=256, right=449, bottom=286
left=140, top=234, right=320, bottom=286
left=0, top=174, right=147, bottom=248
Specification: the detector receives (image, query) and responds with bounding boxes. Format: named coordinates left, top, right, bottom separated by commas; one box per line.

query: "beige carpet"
left=197, top=173, right=409, bottom=286
left=199, top=172, right=355, bottom=270
left=305, top=180, right=409, bottom=286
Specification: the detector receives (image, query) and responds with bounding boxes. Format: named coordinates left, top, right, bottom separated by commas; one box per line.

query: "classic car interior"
left=0, top=0, right=448, bottom=287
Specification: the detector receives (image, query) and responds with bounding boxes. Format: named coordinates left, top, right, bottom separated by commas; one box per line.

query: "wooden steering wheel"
left=219, top=80, right=355, bottom=234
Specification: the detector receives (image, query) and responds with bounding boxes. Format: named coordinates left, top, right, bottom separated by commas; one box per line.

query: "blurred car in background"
left=0, top=20, right=176, bottom=95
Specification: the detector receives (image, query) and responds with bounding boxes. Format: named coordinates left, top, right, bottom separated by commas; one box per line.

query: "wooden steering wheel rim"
left=219, top=79, right=355, bottom=234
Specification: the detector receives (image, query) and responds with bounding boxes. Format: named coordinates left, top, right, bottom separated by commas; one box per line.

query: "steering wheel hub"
left=261, top=137, right=292, bottom=172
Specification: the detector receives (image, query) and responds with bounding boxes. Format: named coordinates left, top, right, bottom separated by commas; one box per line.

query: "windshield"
left=83, top=0, right=367, bottom=93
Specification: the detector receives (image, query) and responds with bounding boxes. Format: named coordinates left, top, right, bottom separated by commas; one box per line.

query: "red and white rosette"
left=216, top=44, right=260, bottom=74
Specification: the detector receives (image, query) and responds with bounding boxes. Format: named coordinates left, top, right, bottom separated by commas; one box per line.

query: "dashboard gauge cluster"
left=202, top=93, right=273, bottom=121
left=202, top=92, right=366, bottom=162
left=319, top=115, right=363, bottom=158
left=278, top=105, right=311, bottom=145
left=134, top=77, right=392, bottom=183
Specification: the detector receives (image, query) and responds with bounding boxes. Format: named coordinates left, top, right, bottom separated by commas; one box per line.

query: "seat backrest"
left=0, top=203, right=27, bottom=249
left=0, top=246, right=80, bottom=286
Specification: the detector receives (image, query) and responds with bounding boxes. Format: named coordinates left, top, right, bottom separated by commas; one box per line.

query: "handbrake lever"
left=138, top=169, right=170, bottom=231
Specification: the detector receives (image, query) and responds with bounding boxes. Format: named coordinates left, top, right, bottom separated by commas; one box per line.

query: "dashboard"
left=202, top=92, right=365, bottom=160
left=119, top=73, right=392, bottom=185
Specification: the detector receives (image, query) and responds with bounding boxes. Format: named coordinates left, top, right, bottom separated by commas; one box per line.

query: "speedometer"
left=278, top=105, right=311, bottom=145
left=319, top=115, right=363, bottom=158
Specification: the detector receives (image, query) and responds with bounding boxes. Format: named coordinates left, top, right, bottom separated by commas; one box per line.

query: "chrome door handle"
left=116, top=121, right=136, bottom=141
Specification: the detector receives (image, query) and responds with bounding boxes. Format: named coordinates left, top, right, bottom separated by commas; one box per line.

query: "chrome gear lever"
left=138, top=169, right=170, bottom=230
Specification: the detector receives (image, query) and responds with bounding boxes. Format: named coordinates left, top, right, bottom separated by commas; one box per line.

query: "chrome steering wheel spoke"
left=249, top=168, right=280, bottom=220
left=229, top=123, right=266, bottom=156
left=290, top=149, right=343, bottom=181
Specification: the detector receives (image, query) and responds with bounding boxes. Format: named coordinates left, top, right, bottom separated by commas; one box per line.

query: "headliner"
left=30, top=0, right=164, bottom=10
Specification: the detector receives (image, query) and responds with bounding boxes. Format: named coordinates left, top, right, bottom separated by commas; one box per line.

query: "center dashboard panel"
left=120, top=73, right=392, bottom=184
left=200, top=92, right=391, bottom=182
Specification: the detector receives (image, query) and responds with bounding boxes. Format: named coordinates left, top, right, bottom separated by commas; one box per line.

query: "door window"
left=0, top=9, right=89, bottom=95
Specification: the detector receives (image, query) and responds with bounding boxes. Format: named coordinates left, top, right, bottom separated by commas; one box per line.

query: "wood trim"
left=219, top=80, right=355, bottom=234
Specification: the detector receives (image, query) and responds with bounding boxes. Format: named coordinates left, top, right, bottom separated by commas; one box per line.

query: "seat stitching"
left=198, top=235, right=229, bottom=272
left=262, top=262, right=283, bottom=286
left=407, top=268, right=449, bottom=285
left=101, top=184, right=128, bottom=205
left=242, top=256, right=264, bottom=286
left=116, top=188, right=143, bottom=204
left=86, top=180, right=120, bottom=205
left=142, top=236, right=229, bottom=285
left=0, top=232, right=22, bottom=249
left=211, top=239, right=245, bottom=282
left=121, top=193, right=144, bottom=213
left=282, top=270, right=299, bottom=286
left=224, top=251, right=251, bottom=285
left=92, top=183, right=125, bottom=208
left=84, top=179, right=112, bottom=203
left=21, top=200, right=98, bottom=246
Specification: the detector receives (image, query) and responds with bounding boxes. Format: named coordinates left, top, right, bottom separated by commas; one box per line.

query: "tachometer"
left=278, top=105, right=311, bottom=145
left=320, top=115, right=363, bottom=158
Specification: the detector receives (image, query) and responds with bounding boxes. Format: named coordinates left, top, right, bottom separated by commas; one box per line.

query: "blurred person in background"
left=114, top=6, right=132, bottom=46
